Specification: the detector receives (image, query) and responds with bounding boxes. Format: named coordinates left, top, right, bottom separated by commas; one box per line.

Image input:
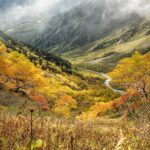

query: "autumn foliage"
left=2, top=39, right=149, bottom=119
left=109, top=52, right=150, bottom=99
left=0, top=41, right=78, bottom=113
left=0, top=40, right=120, bottom=117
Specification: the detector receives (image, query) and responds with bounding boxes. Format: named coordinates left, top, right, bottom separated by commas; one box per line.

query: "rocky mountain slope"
left=0, top=0, right=146, bottom=54
left=64, top=19, right=150, bottom=72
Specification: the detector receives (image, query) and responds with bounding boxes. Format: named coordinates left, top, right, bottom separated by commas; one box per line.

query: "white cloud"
left=0, top=0, right=149, bottom=32
left=121, top=0, right=150, bottom=15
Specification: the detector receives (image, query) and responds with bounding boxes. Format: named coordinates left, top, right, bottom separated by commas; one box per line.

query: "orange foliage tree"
left=53, top=93, right=77, bottom=116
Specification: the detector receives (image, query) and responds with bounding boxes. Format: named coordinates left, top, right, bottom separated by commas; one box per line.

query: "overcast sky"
left=0, top=0, right=149, bottom=31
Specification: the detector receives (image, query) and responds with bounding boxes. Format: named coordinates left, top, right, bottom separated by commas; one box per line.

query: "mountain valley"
left=0, top=0, right=150, bottom=149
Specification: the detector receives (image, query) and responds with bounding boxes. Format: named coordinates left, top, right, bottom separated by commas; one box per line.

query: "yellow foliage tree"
left=109, top=52, right=150, bottom=99
left=77, top=101, right=113, bottom=120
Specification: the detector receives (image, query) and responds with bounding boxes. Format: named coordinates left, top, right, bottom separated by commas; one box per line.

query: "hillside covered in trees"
left=0, top=37, right=119, bottom=118
left=0, top=0, right=150, bottom=149
left=0, top=31, right=150, bottom=149
left=1, top=38, right=150, bottom=150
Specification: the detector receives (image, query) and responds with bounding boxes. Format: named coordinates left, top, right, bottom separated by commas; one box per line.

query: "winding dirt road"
left=85, top=69, right=124, bottom=95
left=100, top=73, right=124, bottom=95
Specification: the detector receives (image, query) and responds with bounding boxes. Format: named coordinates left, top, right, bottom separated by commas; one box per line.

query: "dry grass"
left=0, top=110, right=150, bottom=150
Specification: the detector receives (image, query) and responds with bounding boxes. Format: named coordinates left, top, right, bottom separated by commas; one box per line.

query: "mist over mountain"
left=0, top=0, right=149, bottom=53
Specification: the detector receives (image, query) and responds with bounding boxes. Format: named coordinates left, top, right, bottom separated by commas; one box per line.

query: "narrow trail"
left=85, top=69, right=124, bottom=95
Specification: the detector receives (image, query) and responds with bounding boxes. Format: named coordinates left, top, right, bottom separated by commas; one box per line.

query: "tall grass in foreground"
left=0, top=109, right=150, bottom=150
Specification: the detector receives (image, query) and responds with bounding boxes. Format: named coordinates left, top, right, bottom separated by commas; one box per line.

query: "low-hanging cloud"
left=121, top=0, right=150, bottom=16
left=0, top=0, right=82, bottom=30
left=0, top=0, right=149, bottom=35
